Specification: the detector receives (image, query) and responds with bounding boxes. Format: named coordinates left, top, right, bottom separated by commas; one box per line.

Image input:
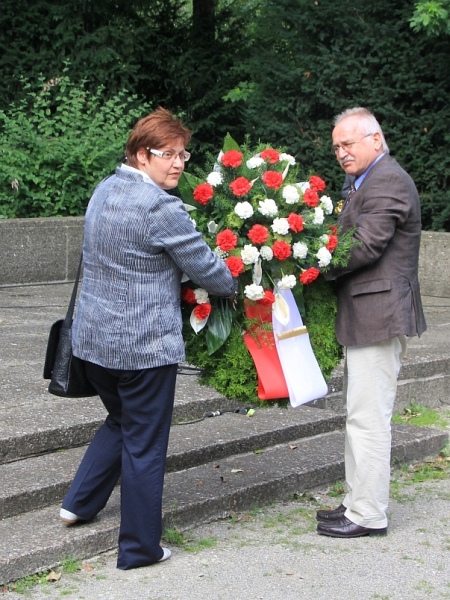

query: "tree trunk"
left=192, top=0, right=216, bottom=46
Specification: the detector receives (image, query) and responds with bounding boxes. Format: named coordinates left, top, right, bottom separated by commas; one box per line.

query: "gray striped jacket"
left=72, top=166, right=235, bottom=369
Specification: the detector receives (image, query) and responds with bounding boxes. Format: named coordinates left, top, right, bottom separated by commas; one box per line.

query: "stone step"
left=0, top=405, right=345, bottom=520
left=2, top=349, right=449, bottom=465
left=0, top=422, right=446, bottom=586
left=0, top=391, right=248, bottom=465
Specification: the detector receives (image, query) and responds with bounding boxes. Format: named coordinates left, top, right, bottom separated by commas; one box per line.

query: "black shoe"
left=317, top=516, right=387, bottom=538
left=316, top=503, right=346, bottom=522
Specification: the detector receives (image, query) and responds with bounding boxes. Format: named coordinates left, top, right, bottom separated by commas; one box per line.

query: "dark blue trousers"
left=62, top=361, right=177, bottom=570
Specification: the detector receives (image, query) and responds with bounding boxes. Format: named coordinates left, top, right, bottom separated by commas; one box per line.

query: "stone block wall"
left=0, top=218, right=448, bottom=298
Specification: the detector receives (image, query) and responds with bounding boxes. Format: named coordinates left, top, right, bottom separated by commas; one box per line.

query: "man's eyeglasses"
left=148, top=148, right=191, bottom=162
left=332, top=133, right=374, bottom=154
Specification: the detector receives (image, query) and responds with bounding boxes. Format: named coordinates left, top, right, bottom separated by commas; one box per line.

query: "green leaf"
left=206, top=300, right=233, bottom=355
left=223, top=132, right=241, bottom=152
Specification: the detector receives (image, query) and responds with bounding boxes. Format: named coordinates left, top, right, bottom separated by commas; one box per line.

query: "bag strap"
left=63, top=253, right=83, bottom=326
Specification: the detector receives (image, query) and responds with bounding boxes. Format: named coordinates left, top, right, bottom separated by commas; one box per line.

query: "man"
left=317, top=107, right=426, bottom=538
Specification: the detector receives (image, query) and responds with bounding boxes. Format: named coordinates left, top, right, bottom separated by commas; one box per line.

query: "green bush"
left=0, top=72, right=150, bottom=218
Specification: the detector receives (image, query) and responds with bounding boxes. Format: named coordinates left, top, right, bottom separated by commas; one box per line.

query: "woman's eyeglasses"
left=148, top=148, right=191, bottom=162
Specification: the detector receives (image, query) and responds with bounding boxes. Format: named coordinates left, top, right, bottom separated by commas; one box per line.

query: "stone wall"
left=417, top=231, right=450, bottom=298
left=0, top=218, right=449, bottom=297
left=0, top=217, right=84, bottom=285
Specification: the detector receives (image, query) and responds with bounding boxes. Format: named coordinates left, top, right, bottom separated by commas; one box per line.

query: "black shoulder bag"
left=43, top=255, right=97, bottom=397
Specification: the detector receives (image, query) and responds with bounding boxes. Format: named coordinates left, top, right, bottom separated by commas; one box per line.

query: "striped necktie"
left=344, top=183, right=356, bottom=209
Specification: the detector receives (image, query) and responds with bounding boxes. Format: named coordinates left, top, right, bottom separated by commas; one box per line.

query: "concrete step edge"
left=2, top=354, right=450, bottom=463
left=0, top=406, right=346, bottom=519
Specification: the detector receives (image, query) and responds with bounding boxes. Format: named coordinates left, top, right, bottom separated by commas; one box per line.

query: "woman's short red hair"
left=125, top=107, right=191, bottom=168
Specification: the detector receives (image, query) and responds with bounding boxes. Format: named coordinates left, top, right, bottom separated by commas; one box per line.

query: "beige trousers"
left=342, top=335, right=407, bottom=529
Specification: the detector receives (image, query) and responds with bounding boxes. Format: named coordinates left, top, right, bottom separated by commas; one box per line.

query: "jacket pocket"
left=350, top=279, right=391, bottom=297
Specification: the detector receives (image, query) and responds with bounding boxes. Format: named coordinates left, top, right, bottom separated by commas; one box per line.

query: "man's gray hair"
left=334, top=107, right=390, bottom=153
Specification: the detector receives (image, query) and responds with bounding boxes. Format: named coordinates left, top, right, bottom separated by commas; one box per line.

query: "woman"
left=60, top=107, right=236, bottom=570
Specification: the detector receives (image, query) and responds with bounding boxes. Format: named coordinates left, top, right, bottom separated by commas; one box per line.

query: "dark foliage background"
left=0, top=0, right=448, bottom=229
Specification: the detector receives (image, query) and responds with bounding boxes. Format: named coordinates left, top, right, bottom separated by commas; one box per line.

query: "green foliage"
left=0, top=0, right=448, bottom=230
left=410, top=0, right=450, bottom=35
left=232, top=0, right=450, bottom=231
left=184, top=322, right=259, bottom=403
left=0, top=0, right=190, bottom=110
left=0, top=72, right=150, bottom=218
left=303, top=278, right=342, bottom=379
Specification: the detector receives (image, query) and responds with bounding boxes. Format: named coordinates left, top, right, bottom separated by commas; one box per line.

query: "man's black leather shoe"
left=316, top=503, right=346, bottom=522
left=317, top=516, right=387, bottom=538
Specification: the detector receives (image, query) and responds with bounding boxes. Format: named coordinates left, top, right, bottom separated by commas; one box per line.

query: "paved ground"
left=7, top=451, right=450, bottom=600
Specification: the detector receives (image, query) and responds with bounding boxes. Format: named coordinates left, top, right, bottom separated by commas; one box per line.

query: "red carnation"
left=226, top=256, right=245, bottom=277
left=193, top=303, right=212, bottom=320
left=309, top=175, right=326, bottom=191
left=216, top=229, right=238, bottom=251
left=257, top=290, right=276, bottom=306
left=193, top=183, right=214, bottom=205
left=329, top=225, right=338, bottom=235
left=262, top=170, right=283, bottom=190
left=230, top=176, right=252, bottom=197
left=303, top=188, right=320, bottom=207
left=248, top=224, right=269, bottom=245
left=287, top=213, right=304, bottom=233
left=272, top=240, right=292, bottom=261
left=181, top=287, right=197, bottom=304
left=260, top=148, right=280, bottom=164
left=299, top=267, right=320, bottom=284
left=326, top=234, right=338, bottom=252
left=221, top=150, right=243, bottom=168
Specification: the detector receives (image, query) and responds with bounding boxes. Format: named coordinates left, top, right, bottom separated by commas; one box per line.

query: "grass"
left=162, top=527, right=218, bottom=553
left=3, top=558, right=82, bottom=593
left=392, top=402, right=450, bottom=429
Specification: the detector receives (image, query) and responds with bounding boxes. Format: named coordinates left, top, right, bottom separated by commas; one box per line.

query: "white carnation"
left=260, top=246, right=273, bottom=261
left=313, top=207, right=325, bottom=225
left=316, top=246, right=332, bottom=267
left=282, top=184, right=300, bottom=204
left=271, top=217, right=290, bottom=235
left=194, top=288, right=209, bottom=304
left=320, top=194, right=334, bottom=215
left=206, top=171, right=223, bottom=187
left=320, top=234, right=330, bottom=245
left=244, top=284, right=265, bottom=301
left=235, top=201, right=254, bottom=219
left=277, top=274, right=297, bottom=289
left=258, top=198, right=278, bottom=217
left=246, top=155, right=265, bottom=169
left=189, top=218, right=197, bottom=228
left=293, top=241, right=308, bottom=259
left=241, top=244, right=260, bottom=265
left=280, top=152, right=296, bottom=166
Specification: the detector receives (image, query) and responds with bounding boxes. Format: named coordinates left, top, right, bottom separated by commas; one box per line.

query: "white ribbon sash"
left=272, top=288, right=328, bottom=407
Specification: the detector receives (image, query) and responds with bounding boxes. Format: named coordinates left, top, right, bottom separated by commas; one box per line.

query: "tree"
left=227, top=0, right=450, bottom=230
